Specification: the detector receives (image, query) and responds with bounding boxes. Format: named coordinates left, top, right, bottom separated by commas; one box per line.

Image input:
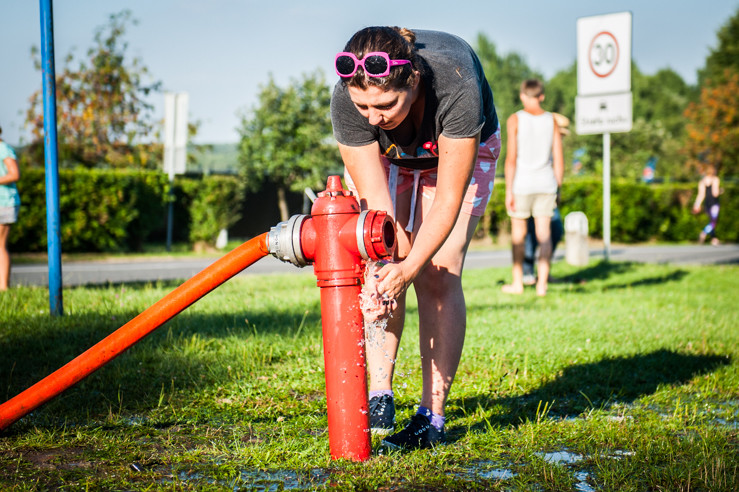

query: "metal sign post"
left=603, top=132, right=611, bottom=254
left=576, top=11, right=633, bottom=261
left=163, top=93, right=188, bottom=251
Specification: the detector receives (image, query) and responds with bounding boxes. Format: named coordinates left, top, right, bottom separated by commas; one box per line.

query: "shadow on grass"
left=559, top=260, right=636, bottom=283
left=451, top=349, right=730, bottom=439
left=601, top=269, right=689, bottom=290
left=557, top=261, right=689, bottom=291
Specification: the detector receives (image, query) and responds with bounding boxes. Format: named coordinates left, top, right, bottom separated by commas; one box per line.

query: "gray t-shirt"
left=331, top=30, right=498, bottom=170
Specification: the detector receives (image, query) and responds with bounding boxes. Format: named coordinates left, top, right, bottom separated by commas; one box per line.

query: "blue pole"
left=39, top=0, right=63, bottom=316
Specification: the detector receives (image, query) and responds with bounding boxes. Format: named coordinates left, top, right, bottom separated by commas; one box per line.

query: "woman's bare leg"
left=365, top=189, right=413, bottom=393
left=413, top=208, right=480, bottom=416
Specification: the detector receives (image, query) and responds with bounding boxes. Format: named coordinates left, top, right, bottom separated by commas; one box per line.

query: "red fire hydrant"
left=268, top=175, right=395, bottom=461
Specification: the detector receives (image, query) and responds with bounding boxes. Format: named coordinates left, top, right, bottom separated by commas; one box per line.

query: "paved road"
left=11, top=243, right=739, bottom=288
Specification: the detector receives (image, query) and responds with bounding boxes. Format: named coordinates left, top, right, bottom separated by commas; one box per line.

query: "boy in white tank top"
left=502, top=79, right=564, bottom=296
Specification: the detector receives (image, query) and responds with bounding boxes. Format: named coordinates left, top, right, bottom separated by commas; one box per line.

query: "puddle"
left=536, top=450, right=595, bottom=491
left=610, top=449, right=635, bottom=460
left=713, top=418, right=739, bottom=429
left=643, top=397, right=739, bottom=427
left=163, top=467, right=331, bottom=491
left=452, top=460, right=517, bottom=482
left=574, top=471, right=596, bottom=492
left=239, top=468, right=331, bottom=491
left=477, top=468, right=516, bottom=480
left=536, top=450, right=583, bottom=465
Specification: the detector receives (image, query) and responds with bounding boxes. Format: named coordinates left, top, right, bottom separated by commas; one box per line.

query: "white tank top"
left=512, top=110, right=557, bottom=195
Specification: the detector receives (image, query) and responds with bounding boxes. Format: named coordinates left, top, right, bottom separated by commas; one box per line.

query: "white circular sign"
left=588, top=31, right=619, bottom=78
left=577, top=12, right=631, bottom=96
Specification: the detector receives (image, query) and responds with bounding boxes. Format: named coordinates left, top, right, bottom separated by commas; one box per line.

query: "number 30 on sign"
left=589, top=31, right=619, bottom=78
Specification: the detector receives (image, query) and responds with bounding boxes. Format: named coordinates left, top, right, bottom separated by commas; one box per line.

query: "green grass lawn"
left=0, top=259, right=737, bottom=491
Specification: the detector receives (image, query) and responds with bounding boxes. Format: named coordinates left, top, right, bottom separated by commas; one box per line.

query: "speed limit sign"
left=589, top=31, right=619, bottom=78
left=577, top=12, right=631, bottom=95
left=576, top=12, right=632, bottom=262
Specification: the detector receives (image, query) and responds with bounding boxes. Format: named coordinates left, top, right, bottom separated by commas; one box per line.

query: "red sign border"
left=588, top=31, right=620, bottom=79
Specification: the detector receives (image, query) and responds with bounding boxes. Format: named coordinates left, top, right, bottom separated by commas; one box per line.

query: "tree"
left=632, top=67, right=696, bottom=137
left=685, top=6, right=739, bottom=177
left=23, top=10, right=162, bottom=169
left=238, top=71, right=341, bottom=221
left=475, top=34, right=543, bottom=125
left=699, top=6, right=739, bottom=87
left=601, top=65, right=694, bottom=180
left=684, top=70, right=739, bottom=177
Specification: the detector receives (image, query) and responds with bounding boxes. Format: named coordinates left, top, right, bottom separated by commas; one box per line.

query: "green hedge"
left=9, top=171, right=735, bottom=252
left=9, top=169, right=244, bottom=253
left=485, top=178, right=738, bottom=243
left=178, top=175, right=245, bottom=245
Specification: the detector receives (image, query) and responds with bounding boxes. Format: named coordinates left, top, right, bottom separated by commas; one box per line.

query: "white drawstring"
left=388, top=164, right=421, bottom=233
left=406, top=169, right=421, bottom=232
left=388, top=164, right=399, bottom=222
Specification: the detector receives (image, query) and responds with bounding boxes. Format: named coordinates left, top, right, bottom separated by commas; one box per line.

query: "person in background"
left=502, top=79, right=563, bottom=296
left=692, top=163, right=721, bottom=246
left=521, top=113, right=569, bottom=286
left=522, top=207, right=563, bottom=285
left=0, top=125, right=21, bottom=290
left=331, top=26, right=500, bottom=450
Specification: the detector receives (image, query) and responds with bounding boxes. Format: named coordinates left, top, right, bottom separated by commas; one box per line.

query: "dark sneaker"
left=369, top=394, right=395, bottom=435
left=381, top=413, right=445, bottom=450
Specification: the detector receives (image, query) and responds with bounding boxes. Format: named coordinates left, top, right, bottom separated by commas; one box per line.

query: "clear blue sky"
left=1, top=0, right=737, bottom=146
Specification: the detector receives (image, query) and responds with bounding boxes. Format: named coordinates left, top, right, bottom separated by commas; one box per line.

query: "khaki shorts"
left=507, top=193, right=557, bottom=219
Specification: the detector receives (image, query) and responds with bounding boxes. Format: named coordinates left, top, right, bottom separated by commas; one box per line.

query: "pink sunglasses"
left=335, top=51, right=411, bottom=78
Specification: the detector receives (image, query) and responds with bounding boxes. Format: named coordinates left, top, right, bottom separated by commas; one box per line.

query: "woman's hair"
left=341, top=26, right=420, bottom=90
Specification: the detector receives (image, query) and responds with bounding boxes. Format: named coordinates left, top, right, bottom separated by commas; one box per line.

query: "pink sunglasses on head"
left=335, top=51, right=411, bottom=78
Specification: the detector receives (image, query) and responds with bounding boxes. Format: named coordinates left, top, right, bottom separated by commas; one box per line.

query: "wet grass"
left=0, top=260, right=737, bottom=490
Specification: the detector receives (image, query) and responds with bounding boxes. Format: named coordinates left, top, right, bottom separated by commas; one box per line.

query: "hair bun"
left=393, top=27, right=416, bottom=46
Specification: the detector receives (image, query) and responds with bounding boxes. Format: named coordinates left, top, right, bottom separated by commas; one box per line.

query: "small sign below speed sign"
left=577, top=12, right=631, bottom=96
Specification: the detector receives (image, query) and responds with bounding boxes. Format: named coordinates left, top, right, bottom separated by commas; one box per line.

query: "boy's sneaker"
left=368, top=394, right=395, bottom=435
left=381, top=413, right=445, bottom=450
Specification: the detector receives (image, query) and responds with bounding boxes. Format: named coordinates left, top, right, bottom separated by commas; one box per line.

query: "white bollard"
left=565, top=212, right=589, bottom=266
left=215, top=228, right=229, bottom=250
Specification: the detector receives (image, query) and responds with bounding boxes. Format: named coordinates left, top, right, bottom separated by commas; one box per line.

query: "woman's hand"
left=361, top=260, right=400, bottom=321
left=375, top=261, right=413, bottom=301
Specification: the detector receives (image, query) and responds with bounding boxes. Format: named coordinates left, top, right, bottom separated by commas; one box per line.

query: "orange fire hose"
left=0, top=233, right=270, bottom=431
